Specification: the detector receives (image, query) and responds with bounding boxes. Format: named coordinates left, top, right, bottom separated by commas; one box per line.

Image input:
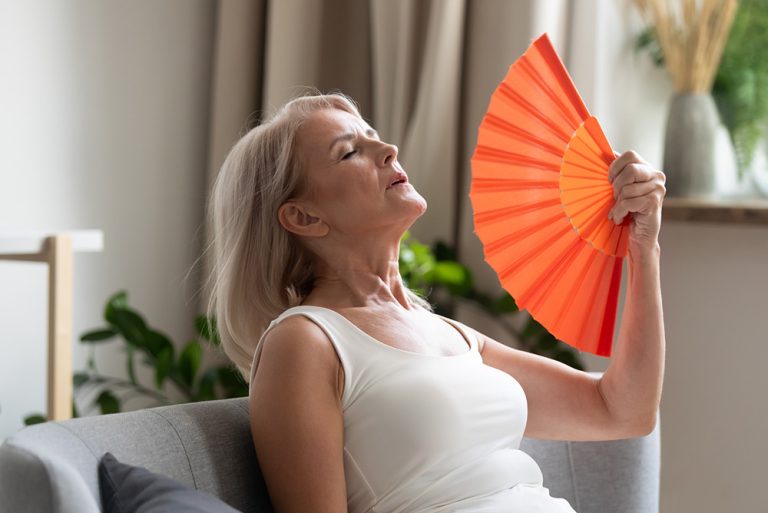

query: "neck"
left=304, top=259, right=413, bottom=311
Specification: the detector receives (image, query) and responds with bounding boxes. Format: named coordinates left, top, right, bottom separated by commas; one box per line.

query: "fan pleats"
left=469, top=33, right=629, bottom=357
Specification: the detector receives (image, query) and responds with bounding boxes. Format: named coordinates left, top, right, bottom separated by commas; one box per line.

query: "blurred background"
left=1, top=0, right=766, bottom=511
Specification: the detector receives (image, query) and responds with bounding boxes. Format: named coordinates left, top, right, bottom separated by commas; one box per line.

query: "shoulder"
left=256, top=313, right=343, bottom=398
left=260, top=314, right=340, bottom=368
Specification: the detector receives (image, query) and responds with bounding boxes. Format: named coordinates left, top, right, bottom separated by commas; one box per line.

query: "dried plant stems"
left=632, top=0, right=739, bottom=93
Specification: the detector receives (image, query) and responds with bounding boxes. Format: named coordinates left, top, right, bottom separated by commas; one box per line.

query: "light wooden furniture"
left=663, top=195, right=768, bottom=225
left=0, top=231, right=104, bottom=421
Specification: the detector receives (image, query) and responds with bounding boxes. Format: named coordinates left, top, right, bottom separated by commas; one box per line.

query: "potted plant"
left=24, top=291, right=247, bottom=424
left=632, top=0, right=739, bottom=198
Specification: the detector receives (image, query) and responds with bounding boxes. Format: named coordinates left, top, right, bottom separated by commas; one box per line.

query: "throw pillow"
left=98, top=452, right=241, bottom=513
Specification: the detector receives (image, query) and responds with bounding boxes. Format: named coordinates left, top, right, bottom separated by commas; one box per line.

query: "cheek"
left=323, top=172, right=381, bottom=201
left=309, top=177, right=381, bottom=219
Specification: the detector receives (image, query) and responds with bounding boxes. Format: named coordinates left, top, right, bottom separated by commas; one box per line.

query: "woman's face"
left=281, top=108, right=427, bottom=239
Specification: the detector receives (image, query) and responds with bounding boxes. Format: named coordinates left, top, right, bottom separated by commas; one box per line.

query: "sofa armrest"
left=0, top=425, right=101, bottom=513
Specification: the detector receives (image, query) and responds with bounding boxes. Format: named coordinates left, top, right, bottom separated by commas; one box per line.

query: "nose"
left=378, top=142, right=398, bottom=167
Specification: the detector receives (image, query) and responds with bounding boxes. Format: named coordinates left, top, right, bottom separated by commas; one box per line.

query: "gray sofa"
left=0, top=397, right=660, bottom=512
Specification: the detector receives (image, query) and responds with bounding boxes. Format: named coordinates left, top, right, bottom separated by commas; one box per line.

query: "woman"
left=207, top=92, right=666, bottom=513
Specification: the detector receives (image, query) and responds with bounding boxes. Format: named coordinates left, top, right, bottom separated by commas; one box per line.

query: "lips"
left=387, top=171, right=409, bottom=189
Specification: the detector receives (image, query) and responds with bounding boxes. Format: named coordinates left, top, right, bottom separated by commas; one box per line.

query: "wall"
left=0, top=0, right=216, bottom=438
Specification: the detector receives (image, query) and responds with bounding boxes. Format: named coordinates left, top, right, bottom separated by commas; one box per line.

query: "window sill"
left=662, top=196, right=768, bottom=226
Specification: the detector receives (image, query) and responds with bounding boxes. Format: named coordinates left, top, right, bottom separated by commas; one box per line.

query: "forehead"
left=299, top=108, right=370, bottom=146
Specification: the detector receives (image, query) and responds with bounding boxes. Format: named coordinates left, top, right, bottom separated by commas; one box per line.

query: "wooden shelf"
left=662, top=196, right=768, bottom=226
left=0, top=230, right=103, bottom=257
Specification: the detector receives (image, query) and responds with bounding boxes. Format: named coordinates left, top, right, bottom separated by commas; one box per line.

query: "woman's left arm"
left=598, top=150, right=667, bottom=432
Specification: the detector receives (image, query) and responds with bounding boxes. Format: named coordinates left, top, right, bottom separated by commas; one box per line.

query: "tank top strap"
left=248, top=305, right=360, bottom=403
left=435, top=314, right=479, bottom=353
left=248, top=305, right=481, bottom=405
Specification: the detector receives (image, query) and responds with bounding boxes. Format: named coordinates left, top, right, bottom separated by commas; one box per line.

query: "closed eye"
left=342, top=149, right=357, bottom=160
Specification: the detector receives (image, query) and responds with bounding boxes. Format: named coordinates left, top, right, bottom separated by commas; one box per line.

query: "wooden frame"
left=0, top=231, right=103, bottom=421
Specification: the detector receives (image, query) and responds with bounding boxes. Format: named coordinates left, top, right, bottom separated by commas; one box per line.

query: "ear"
left=278, top=201, right=329, bottom=237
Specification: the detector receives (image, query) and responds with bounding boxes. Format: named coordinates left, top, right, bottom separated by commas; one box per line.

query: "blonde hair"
left=205, top=91, right=433, bottom=381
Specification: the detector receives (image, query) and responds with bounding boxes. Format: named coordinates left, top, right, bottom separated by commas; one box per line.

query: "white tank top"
left=250, top=305, right=576, bottom=513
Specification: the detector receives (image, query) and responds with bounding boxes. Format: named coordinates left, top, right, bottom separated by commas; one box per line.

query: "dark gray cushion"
left=99, top=452, right=241, bottom=513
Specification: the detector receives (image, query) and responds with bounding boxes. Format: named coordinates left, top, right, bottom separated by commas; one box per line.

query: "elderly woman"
left=207, top=93, right=665, bottom=513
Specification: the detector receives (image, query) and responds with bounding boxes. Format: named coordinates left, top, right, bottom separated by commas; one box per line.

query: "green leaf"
left=73, top=372, right=90, bottom=388
left=399, top=246, right=416, bottom=265
left=178, top=341, right=203, bottom=388
left=435, top=263, right=473, bottom=296
left=195, top=315, right=220, bottom=346
left=154, top=347, right=173, bottom=389
left=432, top=261, right=467, bottom=286
left=195, top=369, right=218, bottom=402
left=633, top=26, right=665, bottom=66
left=492, top=294, right=519, bottom=314
left=710, top=0, right=768, bottom=177
left=23, top=414, right=47, bottom=426
left=80, top=328, right=117, bottom=343
left=104, top=290, right=129, bottom=323
left=536, top=333, right=559, bottom=352
left=410, top=241, right=432, bottom=261
left=216, top=366, right=248, bottom=397
left=95, top=390, right=120, bottom=415
left=110, top=308, right=148, bottom=348
left=143, top=329, right=174, bottom=360
left=432, top=240, right=457, bottom=261
left=467, top=289, right=496, bottom=311
left=553, top=349, right=584, bottom=371
left=417, top=261, right=437, bottom=283
left=521, top=318, right=547, bottom=339
left=126, top=346, right=137, bottom=386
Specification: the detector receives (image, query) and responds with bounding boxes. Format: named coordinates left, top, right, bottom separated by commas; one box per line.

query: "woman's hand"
left=607, top=150, right=666, bottom=255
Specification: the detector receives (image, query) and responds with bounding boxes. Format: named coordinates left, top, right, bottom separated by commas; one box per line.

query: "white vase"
left=663, top=93, right=719, bottom=198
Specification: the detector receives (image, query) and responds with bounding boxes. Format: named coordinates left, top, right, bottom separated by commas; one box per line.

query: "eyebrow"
left=328, top=128, right=380, bottom=151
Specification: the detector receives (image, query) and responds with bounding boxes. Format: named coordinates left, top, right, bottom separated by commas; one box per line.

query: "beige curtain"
left=204, top=0, right=573, bottom=329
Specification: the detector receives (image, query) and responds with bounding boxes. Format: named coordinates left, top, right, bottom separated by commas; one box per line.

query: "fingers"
left=608, top=150, right=648, bottom=183
left=609, top=180, right=666, bottom=223
left=609, top=197, right=648, bottom=223
left=614, top=179, right=660, bottom=201
left=611, top=164, right=661, bottom=197
left=606, top=150, right=666, bottom=224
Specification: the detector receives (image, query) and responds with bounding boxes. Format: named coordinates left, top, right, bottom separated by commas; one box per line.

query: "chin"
left=408, top=194, right=428, bottom=216
left=395, top=198, right=427, bottom=230
left=416, top=199, right=427, bottom=215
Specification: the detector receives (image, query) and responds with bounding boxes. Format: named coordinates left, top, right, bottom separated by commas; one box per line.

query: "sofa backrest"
left=0, top=398, right=270, bottom=513
left=0, top=397, right=660, bottom=513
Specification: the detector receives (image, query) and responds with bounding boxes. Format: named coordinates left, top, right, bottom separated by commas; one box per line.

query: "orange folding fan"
left=469, top=33, right=630, bottom=357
